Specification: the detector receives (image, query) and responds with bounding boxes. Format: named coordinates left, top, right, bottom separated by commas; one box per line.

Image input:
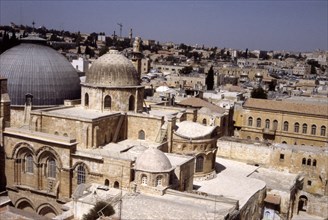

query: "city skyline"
left=0, top=0, right=327, bottom=52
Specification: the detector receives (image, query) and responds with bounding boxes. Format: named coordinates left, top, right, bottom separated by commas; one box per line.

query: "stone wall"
left=127, top=113, right=164, bottom=142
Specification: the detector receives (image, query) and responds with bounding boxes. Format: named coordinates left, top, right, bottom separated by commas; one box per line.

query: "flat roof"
left=248, top=167, right=298, bottom=191
left=74, top=183, right=234, bottom=220
left=194, top=157, right=266, bottom=208
left=41, top=106, right=120, bottom=120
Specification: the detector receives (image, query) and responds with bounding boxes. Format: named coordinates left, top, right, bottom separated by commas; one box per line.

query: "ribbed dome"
left=85, top=50, right=139, bottom=87
left=135, top=148, right=172, bottom=172
left=0, top=43, right=81, bottom=106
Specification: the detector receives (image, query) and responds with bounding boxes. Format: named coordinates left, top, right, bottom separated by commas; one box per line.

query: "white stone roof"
left=135, top=148, right=173, bottom=172
left=175, top=121, right=216, bottom=139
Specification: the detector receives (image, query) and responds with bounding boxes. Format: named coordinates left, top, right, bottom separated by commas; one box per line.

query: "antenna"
left=117, top=23, right=123, bottom=37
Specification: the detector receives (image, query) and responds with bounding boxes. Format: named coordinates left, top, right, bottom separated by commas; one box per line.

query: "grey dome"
left=0, top=43, right=81, bottom=106
left=135, top=148, right=172, bottom=172
left=85, top=50, right=139, bottom=87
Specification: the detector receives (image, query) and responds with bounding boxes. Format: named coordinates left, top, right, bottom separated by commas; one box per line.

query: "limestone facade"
left=234, top=98, right=328, bottom=147
left=217, top=138, right=328, bottom=218
left=1, top=50, right=223, bottom=218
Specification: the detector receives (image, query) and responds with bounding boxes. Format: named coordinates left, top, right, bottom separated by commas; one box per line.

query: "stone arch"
left=298, top=195, right=308, bottom=212
left=12, top=142, right=35, bottom=159
left=138, top=130, right=145, bottom=140
left=104, top=95, right=112, bottom=109
left=36, top=146, right=62, bottom=169
left=141, top=174, right=148, bottom=185
left=155, top=175, right=163, bottom=187
left=15, top=197, right=35, bottom=213
left=202, top=118, right=207, bottom=125
left=195, top=155, right=205, bottom=172
left=104, top=179, right=110, bottom=186
left=37, top=203, right=58, bottom=218
left=114, top=181, right=120, bottom=189
left=84, top=93, right=89, bottom=107
left=129, top=95, right=135, bottom=111
left=72, top=161, right=90, bottom=173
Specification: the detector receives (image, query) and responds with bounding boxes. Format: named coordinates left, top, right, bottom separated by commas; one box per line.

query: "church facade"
left=1, top=48, right=221, bottom=218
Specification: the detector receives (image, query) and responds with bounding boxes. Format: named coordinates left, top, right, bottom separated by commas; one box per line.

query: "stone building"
left=234, top=98, right=328, bottom=147
left=217, top=137, right=328, bottom=219
left=1, top=49, right=236, bottom=219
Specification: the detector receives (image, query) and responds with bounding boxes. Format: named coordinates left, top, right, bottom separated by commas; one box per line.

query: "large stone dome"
left=0, top=41, right=81, bottom=106
left=85, top=50, right=139, bottom=87
left=135, top=148, right=172, bottom=172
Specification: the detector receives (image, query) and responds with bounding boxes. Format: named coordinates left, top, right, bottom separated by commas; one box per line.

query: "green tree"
left=310, top=65, right=317, bottom=75
left=206, top=66, right=214, bottom=90
left=77, top=46, right=81, bottom=54
left=251, top=87, right=267, bottom=99
left=99, top=46, right=109, bottom=56
left=179, top=66, right=193, bottom=75
left=82, top=201, right=115, bottom=220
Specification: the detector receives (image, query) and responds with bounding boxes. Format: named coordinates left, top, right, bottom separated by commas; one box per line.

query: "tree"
left=310, top=65, right=317, bottom=75
left=206, top=66, right=214, bottom=90
left=179, top=66, right=193, bottom=75
left=77, top=46, right=81, bottom=54
left=82, top=201, right=115, bottom=220
left=251, top=87, right=267, bottom=99
left=99, top=46, right=109, bottom=56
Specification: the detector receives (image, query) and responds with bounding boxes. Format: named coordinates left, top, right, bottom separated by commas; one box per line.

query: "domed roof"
left=135, top=148, right=172, bottom=172
left=255, top=72, right=263, bottom=77
left=85, top=50, right=139, bottom=87
left=0, top=42, right=81, bottom=106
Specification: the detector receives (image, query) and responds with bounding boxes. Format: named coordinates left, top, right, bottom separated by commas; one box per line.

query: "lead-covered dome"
left=0, top=40, right=81, bottom=106
left=135, top=148, right=172, bottom=172
left=85, top=50, right=139, bottom=87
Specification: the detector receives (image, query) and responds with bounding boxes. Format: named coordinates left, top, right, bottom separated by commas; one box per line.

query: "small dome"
left=0, top=42, right=81, bottom=106
left=255, top=72, right=263, bottom=77
left=85, top=50, right=139, bottom=87
left=135, top=148, right=172, bottom=172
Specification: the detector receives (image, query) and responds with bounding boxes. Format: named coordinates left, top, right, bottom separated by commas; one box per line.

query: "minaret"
left=131, top=36, right=143, bottom=78
left=129, top=28, right=133, bottom=46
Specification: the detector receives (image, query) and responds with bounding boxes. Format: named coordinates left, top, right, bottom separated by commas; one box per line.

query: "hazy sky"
left=1, top=0, right=327, bottom=52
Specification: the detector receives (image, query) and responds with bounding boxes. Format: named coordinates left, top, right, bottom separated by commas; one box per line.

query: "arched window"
left=48, top=158, right=56, bottom=178
left=307, top=159, right=311, bottom=166
left=294, top=123, right=300, bottom=133
left=196, top=156, right=204, bottom=172
left=320, top=126, right=326, bottom=136
left=282, top=141, right=287, bottom=144
left=312, top=159, right=317, bottom=167
left=311, top=125, right=316, bottom=135
left=104, top=179, right=109, bottom=186
left=141, top=175, right=147, bottom=185
left=255, top=137, right=260, bottom=141
left=248, top=117, right=253, bottom=126
left=302, top=124, right=307, bottom=134
left=77, top=165, right=86, bottom=185
left=247, top=136, right=251, bottom=140
left=283, top=121, right=289, bottom=131
left=156, top=176, right=162, bottom=186
left=104, top=95, right=111, bottom=109
left=84, top=93, right=89, bottom=107
left=302, top=158, right=306, bottom=165
left=138, top=130, right=145, bottom=140
left=114, top=181, right=119, bottom=189
left=202, top=118, right=207, bottom=125
left=25, top=154, right=34, bottom=173
left=129, top=95, right=135, bottom=111
left=273, top=120, right=278, bottom=130
left=256, top=118, right=261, bottom=127
left=265, top=119, right=270, bottom=129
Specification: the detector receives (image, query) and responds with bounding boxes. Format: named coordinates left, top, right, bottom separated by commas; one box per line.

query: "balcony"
left=262, top=128, right=276, bottom=136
